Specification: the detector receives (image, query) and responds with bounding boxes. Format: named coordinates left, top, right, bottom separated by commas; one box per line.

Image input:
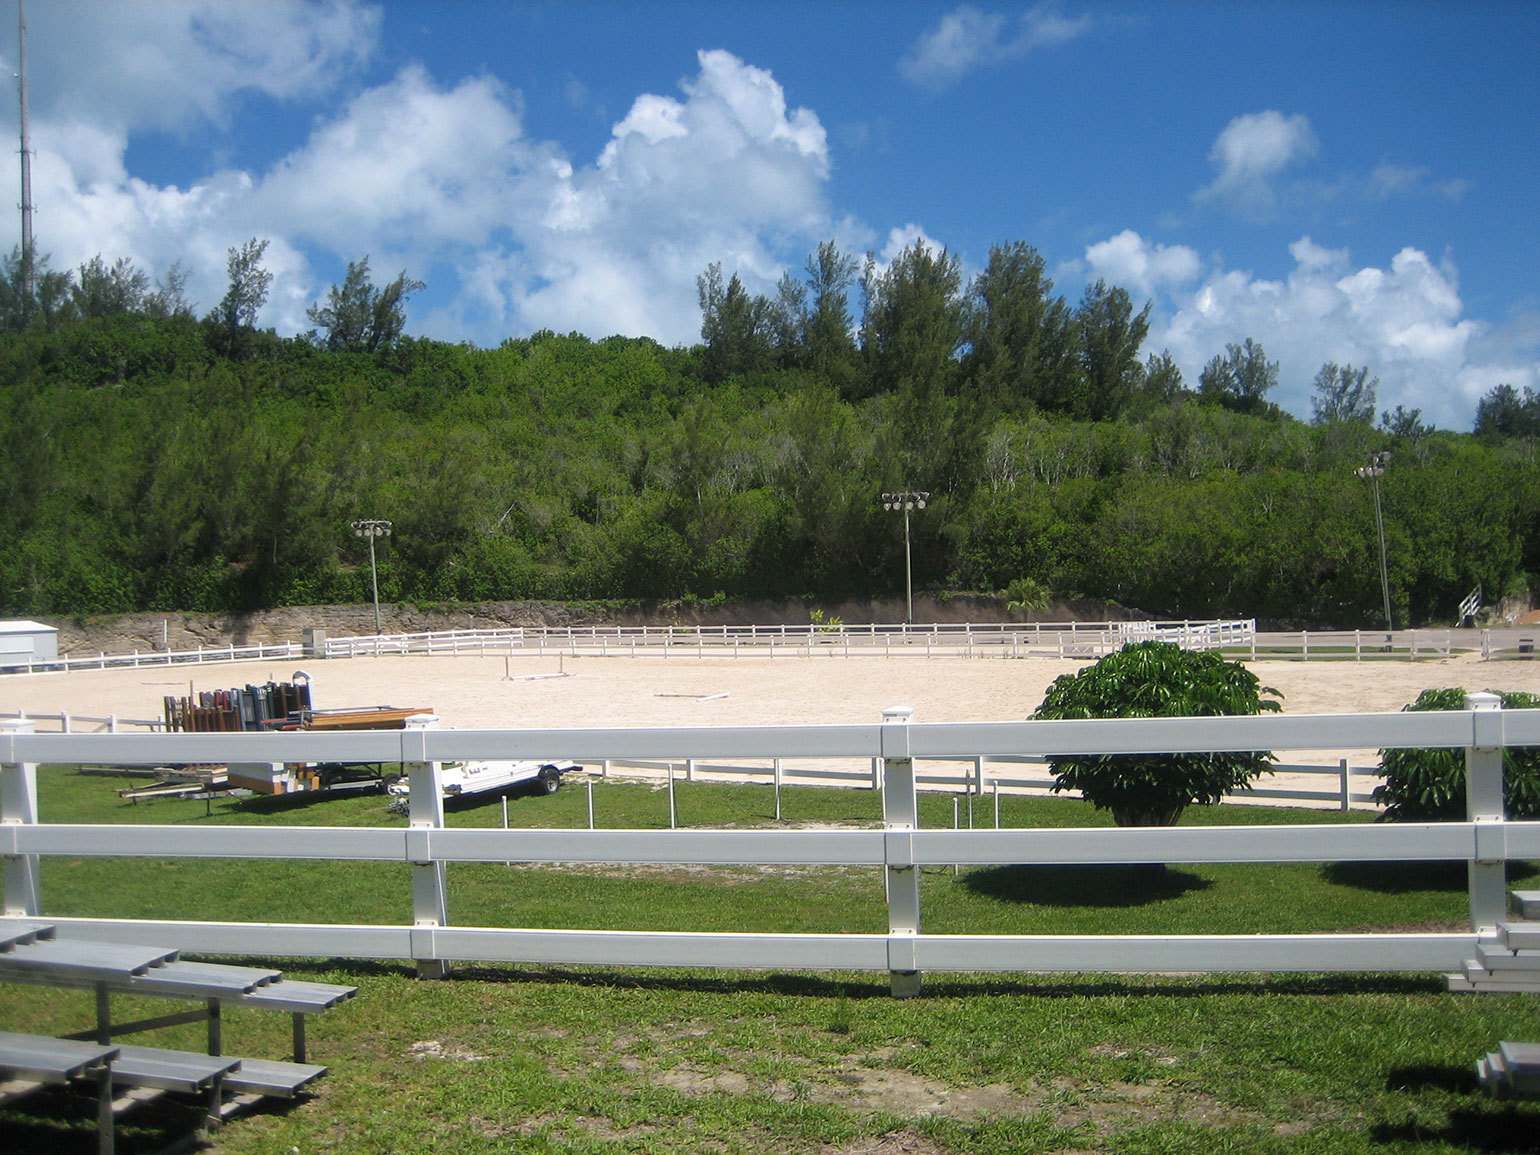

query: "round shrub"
left=1032, top=639, right=1282, bottom=827
left=1373, top=688, right=1540, bottom=820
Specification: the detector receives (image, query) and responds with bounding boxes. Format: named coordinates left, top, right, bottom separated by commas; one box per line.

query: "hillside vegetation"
left=1, top=240, right=1536, bottom=625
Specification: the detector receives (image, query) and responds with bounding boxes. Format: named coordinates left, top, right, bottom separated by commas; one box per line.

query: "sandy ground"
left=6, top=649, right=1538, bottom=806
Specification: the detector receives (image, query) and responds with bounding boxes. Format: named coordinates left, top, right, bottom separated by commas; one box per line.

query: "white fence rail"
left=7, top=621, right=1533, bottom=677
left=595, top=754, right=1379, bottom=812
left=4, top=700, right=1537, bottom=994
left=321, top=619, right=1256, bottom=660
left=1, top=640, right=302, bottom=676
left=0, top=711, right=161, bottom=734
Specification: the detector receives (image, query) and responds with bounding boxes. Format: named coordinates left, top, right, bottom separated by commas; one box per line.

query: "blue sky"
left=2, top=0, right=1536, bottom=428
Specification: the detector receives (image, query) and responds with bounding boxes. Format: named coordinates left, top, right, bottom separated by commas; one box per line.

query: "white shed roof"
left=0, top=620, right=58, bottom=636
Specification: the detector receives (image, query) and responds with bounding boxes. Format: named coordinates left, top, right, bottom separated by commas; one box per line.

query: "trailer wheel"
left=536, top=766, right=562, bottom=795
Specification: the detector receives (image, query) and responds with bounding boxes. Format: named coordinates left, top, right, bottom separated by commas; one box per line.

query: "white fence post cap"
left=882, top=706, right=914, bottom=723
left=1466, top=691, right=1502, bottom=710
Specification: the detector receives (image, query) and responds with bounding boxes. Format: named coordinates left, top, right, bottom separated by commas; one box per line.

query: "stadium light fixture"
left=351, top=518, right=393, bottom=636
left=881, top=491, right=929, bottom=625
left=1354, top=452, right=1392, bottom=633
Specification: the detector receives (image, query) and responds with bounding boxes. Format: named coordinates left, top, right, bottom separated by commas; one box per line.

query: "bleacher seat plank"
left=223, top=1056, right=327, bottom=1097
left=124, top=959, right=283, bottom=998
left=0, top=938, right=178, bottom=982
left=107, top=1044, right=238, bottom=1094
left=241, top=978, right=357, bottom=1012
left=0, top=1031, right=118, bottom=1086
left=0, top=918, right=57, bottom=951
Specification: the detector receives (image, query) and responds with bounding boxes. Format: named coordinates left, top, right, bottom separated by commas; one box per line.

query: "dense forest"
left=0, top=238, right=1536, bottom=627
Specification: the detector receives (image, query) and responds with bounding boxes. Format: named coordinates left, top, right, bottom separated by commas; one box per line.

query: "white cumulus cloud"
left=2, top=8, right=838, bottom=348
left=899, top=4, right=1092, bottom=90
left=1197, top=110, right=1319, bottom=219
left=5, top=0, right=378, bottom=135
left=1147, top=236, right=1514, bottom=428
left=1083, top=230, right=1201, bottom=297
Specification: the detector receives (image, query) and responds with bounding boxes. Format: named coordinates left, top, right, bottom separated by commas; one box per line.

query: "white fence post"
left=1, top=719, right=41, bottom=918
left=1465, top=691, right=1506, bottom=934
left=881, top=706, right=921, bottom=998
left=405, top=714, right=450, bottom=979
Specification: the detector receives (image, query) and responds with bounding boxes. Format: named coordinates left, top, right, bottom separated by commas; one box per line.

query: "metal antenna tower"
left=17, top=0, right=33, bottom=301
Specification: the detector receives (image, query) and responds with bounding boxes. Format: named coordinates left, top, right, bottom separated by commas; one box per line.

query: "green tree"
left=1474, top=383, right=1539, bottom=438
left=1073, top=279, right=1151, bottom=422
left=1379, top=404, right=1430, bottom=440
left=71, top=255, right=150, bottom=319
left=1374, top=688, right=1540, bottom=820
left=1310, top=362, right=1378, bottom=424
left=1033, top=640, right=1281, bottom=828
left=802, top=241, right=861, bottom=390
left=307, top=256, right=425, bottom=353
left=209, top=238, right=273, bottom=358
left=1198, top=338, right=1279, bottom=416
left=1137, top=350, right=1187, bottom=408
left=697, top=263, right=775, bottom=383
left=0, top=245, right=73, bottom=332
left=962, top=241, right=1076, bottom=416
left=859, top=239, right=964, bottom=403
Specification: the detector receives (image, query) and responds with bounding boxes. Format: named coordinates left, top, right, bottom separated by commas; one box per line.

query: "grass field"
left=3, top=770, right=1539, bottom=1154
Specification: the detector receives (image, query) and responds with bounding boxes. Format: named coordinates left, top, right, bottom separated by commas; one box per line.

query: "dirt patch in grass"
left=406, top=1038, right=491, bottom=1061
left=820, top=1130, right=959, bottom=1155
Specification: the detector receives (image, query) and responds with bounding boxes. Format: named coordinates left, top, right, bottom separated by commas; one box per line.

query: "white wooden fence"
left=4, top=698, right=1537, bottom=995
left=0, top=640, right=302, bottom=675
left=593, top=754, right=1378, bottom=812
left=320, top=619, right=1256, bottom=660
left=8, top=620, right=1535, bottom=675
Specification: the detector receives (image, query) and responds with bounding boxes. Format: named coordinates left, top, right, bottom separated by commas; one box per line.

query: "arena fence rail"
left=3, top=696, right=1536, bottom=997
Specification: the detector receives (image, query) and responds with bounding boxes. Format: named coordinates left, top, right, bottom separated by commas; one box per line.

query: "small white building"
left=0, top=620, right=59, bottom=668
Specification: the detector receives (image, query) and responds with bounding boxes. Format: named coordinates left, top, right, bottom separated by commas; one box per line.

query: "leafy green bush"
left=1032, top=640, right=1282, bottom=826
left=1373, top=688, right=1540, bottom=820
left=1003, top=576, right=1051, bottom=613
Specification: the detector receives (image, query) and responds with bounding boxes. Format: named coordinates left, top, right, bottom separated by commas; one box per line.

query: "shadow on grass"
left=0, top=1079, right=241, bottom=1155
left=226, top=787, right=384, bottom=816
left=215, top=954, right=1451, bottom=1001
left=1370, top=1101, right=1540, bottom=1153
left=1385, top=1064, right=1481, bottom=1095
left=1323, top=859, right=1539, bottom=893
left=963, top=863, right=1213, bottom=907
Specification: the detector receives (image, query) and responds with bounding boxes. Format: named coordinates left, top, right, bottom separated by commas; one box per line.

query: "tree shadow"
left=1323, top=859, right=1539, bottom=893
left=1370, top=1101, right=1540, bottom=1152
left=964, top=863, right=1213, bottom=907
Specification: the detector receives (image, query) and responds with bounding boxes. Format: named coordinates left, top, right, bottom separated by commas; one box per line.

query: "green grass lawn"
left=4, top=769, right=1538, bottom=1154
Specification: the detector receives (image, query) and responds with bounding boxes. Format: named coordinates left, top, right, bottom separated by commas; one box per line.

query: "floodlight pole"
left=1355, top=452, right=1392, bottom=632
left=351, top=519, right=392, bottom=636
left=881, top=491, right=929, bottom=625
